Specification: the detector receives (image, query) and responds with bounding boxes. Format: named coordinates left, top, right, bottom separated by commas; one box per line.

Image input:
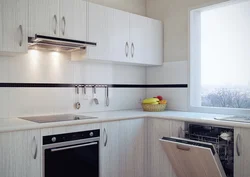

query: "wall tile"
left=146, top=88, right=188, bottom=111
left=146, top=61, right=188, bottom=84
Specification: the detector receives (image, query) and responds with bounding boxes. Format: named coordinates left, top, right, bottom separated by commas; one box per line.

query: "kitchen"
left=0, top=0, right=250, bottom=177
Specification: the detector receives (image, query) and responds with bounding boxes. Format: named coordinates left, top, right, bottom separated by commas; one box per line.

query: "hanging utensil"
left=105, top=86, right=109, bottom=107
left=74, top=85, right=81, bottom=109
left=83, top=85, right=88, bottom=100
left=93, top=86, right=99, bottom=105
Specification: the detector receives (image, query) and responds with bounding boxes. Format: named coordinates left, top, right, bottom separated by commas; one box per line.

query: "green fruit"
left=143, top=98, right=159, bottom=104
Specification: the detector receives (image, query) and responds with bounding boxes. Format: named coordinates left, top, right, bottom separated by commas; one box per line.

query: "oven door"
left=160, top=137, right=226, bottom=177
left=44, top=141, right=99, bottom=177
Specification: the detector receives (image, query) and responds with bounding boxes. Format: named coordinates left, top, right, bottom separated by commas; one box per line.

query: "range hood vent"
left=28, top=34, right=97, bottom=52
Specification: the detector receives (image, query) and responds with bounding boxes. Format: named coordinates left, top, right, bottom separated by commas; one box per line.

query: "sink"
left=19, top=114, right=98, bottom=123
left=214, top=116, right=250, bottom=123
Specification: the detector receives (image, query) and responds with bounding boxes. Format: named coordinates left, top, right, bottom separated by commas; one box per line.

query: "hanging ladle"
left=93, top=86, right=99, bottom=105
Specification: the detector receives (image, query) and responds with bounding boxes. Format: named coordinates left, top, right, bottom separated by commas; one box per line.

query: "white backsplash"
left=0, top=50, right=146, bottom=118
left=146, top=61, right=189, bottom=111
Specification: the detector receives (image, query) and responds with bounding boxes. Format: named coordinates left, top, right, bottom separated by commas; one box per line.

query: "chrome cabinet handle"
left=236, top=133, right=241, bottom=156
left=62, top=16, right=66, bottom=36
left=19, top=25, right=23, bottom=47
left=51, top=142, right=97, bottom=152
left=53, top=15, right=57, bottom=35
left=104, top=128, right=108, bottom=147
left=32, top=136, right=38, bottom=160
left=125, top=42, right=129, bottom=57
left=178, top=126, right=183, bottom=138
left=131, top=43, right=134, bottom=58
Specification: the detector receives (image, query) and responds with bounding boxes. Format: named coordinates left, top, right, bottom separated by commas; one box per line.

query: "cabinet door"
left=234, top=127, right=250, bottom=177
left=0, top=0, right=28, bottom=53
left=87, top=3, right=112, bottom=60
left=147, top=118, right=184, bottom=177
left=0, top=129, right=41, bottom=177
left=147, top=19, right=163, bottom=65
left=129, top=14, right=148, bottom=64
left=100, top=121, right=120, bottom=177
left=59, top=0, right=87, bottom=40
left=118, top=119, right=145, bottom=177
left=29, top=0, right=59, bottom=37
left=110, top=9, right=130, bottom=62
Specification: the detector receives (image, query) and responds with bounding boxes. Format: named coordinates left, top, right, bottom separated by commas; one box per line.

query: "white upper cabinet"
left=87, top=3, right=112, bottom=60
left=29, top=0, right=59, bottom=37
left=129, top=14, right=148, bottom=64
left=110, top=9, right=130, bottom=63
left=0, top=0, right=28, bottom=54
left=147, top=18, right=163, bottom=65
left=59, top=0, right=87, bottom=40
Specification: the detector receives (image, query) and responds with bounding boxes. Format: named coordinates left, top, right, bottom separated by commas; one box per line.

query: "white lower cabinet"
left=234, top=127, right=250, bottom=177
left=0, top=129, right=41, bottom=177
left=101, top=119, right=146, bottom=177
left=147, top=118, right=184, bottom=177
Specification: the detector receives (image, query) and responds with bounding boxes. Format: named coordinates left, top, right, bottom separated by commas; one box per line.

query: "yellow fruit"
left=151, top=102, right=159, bottom=105
left=142, top=98, right=159, bottom=104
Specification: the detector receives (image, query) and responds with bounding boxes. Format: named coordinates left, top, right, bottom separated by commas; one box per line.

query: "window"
left=190, top=0, right=250, bottom=114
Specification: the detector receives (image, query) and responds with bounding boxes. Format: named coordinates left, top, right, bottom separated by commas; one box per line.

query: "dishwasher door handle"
left=51, top=142, right=97, bottom=152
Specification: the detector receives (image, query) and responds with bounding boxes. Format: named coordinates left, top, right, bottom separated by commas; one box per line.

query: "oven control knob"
left=51, top=137, right=57, bottom=143
left=89, top=132, right=94, bottom=137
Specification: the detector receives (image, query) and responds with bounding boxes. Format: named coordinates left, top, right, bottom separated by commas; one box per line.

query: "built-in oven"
left=160, top=123, right=234, bottom=177
left=43, top=129, right=100, bottom=177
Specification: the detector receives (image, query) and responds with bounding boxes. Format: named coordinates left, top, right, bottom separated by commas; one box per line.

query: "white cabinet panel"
left=110, top=9, right=130, bottom=62
left=147, top=118, right=184, bottom=177
left=234, top=127, right=250, bottom=177
left=59, top=0, right=87, bottom=40
left=118, top=118, right=145, bottom=177
left=100, top=119, right=145, bottom=177
left=147, top=19, right=163, bottom=65
left=0, top=129, right=41, bottom=177
left=129, top=14, right=148, bottom=64
left=0, top=0, right=28, bottom=53
left=29, top=0, right=59, bottom=37
left=87, top=3, right=112, bottom=60
left=100, top=121, right=120, bottom=177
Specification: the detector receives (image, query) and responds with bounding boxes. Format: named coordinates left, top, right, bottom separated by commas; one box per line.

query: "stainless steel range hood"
left=28, top=34, right=97, bottom=52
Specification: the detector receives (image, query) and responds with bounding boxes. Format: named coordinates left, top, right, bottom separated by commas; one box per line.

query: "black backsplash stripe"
left=0, top=83, right=188, bottom=88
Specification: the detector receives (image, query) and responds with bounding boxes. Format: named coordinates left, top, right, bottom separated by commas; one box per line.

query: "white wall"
left=0, top=51, right=146, bottom=118
left=146, top=0, right=228, bottom=62
left=89, top=0, right=146, bottom=15
left=146, top=61, right=188, bottom=111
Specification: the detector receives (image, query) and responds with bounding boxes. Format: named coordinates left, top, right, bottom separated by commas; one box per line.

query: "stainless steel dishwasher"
left=43, top=129, right=100, bottom=177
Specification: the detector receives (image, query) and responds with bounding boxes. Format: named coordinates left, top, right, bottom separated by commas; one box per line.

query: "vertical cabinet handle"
left=131, top=43, right=134, bottom=58
left=32, top=136, right=38, bottom=160
left=125, top=42, right=129, bottom=57
left=19, top=25, right=23, bottom=47
left=103, top=128, right=108, bottom=147
left=62, top=16, right=66, bottom=36
left=178, top=126, right=183, bottom=138
left=53, top=15, right=57, bottom=35
left=236, top=133, right=241, bottom=156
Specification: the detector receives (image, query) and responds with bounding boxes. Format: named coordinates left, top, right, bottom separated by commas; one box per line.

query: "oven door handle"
left=51, top=142, right=97, bottom=152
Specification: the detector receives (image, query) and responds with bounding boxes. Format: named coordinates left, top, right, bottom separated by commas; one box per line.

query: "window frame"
left=188, top=0, right=250, bottom=116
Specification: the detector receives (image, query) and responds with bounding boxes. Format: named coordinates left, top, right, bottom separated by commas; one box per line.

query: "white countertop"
left=0, top=109, right=249, bottom=133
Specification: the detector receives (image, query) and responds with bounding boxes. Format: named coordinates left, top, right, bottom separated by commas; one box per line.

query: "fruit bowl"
left=141, top=103, right=167, bottom=112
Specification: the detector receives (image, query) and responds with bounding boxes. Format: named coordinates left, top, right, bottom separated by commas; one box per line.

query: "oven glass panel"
left=45, top=142, right=99, bottom=177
